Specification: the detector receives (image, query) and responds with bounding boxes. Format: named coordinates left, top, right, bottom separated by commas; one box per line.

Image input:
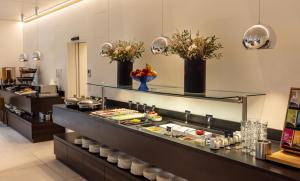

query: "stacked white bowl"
left=89, top=142, right=100, bottom=154
left=143, top=167, right=162, bottom=181
left=156, top=171, right=175, bottom=181
left=130, top=159, right=149, bottom=176
left=75, top=136, right=189, bottom=181
left=100, top=145, right=112, bottom=157
left=73, top=136, right=83, bottom=145
left=82, top=138, right=93, bottom=149
left=117, top=154, right=134, bottom=169
left=107, top=151, right=125, bottom=164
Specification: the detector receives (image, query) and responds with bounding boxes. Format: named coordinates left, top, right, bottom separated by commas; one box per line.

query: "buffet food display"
left=91, top=108, right=148, bottom=125
left=89, top=106, right=243, bottom=151
left=14, top=87, right=37, bottom=95
left=64, top=96, right=101, bottom=110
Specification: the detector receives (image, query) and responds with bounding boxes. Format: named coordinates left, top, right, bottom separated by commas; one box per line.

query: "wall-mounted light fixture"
left=23, top=0, right=82, bottom=23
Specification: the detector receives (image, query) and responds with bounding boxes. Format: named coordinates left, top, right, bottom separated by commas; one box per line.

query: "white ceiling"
left=0, top=0, right=69, bottom=21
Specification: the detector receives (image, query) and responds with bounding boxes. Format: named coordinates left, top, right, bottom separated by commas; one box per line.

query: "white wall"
left=23, top=0, right=300, bottom=130
left=0, top=20, right=23, bottom=72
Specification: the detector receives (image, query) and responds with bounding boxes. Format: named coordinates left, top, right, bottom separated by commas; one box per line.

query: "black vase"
left=117, top=61, right=133, bottom=86
left=184, top=58, right=206, bottom=93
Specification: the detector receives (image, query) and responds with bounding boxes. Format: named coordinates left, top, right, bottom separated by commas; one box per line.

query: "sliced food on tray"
left=111, top=113, right=145, bottom=121
left=91, top=108, right=138, bottom=117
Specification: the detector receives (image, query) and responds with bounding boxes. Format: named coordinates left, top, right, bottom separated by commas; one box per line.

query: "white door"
left=67, top=42, right=88, bottom=98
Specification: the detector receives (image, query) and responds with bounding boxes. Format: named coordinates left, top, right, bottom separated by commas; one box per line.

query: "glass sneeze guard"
left=87, top=82, right=265, bottom=101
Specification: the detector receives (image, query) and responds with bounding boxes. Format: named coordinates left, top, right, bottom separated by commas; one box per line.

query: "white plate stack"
left=130, top=159, right=149, bottom=176
left=82, top=138, right=93, bottom=149
left=107, top=151, right=124, bottom=163
left=143, top=167, right=162, bottom=181
left=89, top=142, right=100, bottom=153
left=100, top=145, right=112, bottom=158
left=73, top=137, right=83, bottom=145
left=156, top=171, right=175, bottom=181
left=117, top=154, right=134, bottom=169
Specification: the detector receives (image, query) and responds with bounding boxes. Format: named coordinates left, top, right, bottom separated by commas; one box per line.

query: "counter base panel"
left=7, top=111, right=65, bottom=143
left=54, top=132, right=146, bottom=181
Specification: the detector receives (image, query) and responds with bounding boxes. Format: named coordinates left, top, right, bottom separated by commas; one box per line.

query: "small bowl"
left=156, top=171, right=175, bottom=181
left=143, top=167, right=162, bottom=181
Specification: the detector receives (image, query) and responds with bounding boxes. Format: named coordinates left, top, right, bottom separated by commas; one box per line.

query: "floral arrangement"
left=106, top=40, right=145, bottom=63
left=167, top=30, right=223, bottom=60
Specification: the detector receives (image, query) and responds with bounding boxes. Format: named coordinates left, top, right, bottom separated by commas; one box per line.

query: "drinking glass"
left=258, top=120, right=268, bottom=141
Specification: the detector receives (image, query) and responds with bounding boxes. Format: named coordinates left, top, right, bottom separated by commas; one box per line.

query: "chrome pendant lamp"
left=242, top=0, right=275, bottom=49
left=19, top=12, right=28, bottom=62
left=151, top=0, right=170, bottom=55
left=100, top=0, right=113, bottom=57
left=32, top=6, right=42, bottom=61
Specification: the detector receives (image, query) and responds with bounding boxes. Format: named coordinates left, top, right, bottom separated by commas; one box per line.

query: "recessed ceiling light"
left=24, top=0, right=82, bottom=23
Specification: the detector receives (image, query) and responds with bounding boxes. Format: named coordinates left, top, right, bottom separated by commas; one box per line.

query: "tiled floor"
left=0, top=123, right=86, bottom=181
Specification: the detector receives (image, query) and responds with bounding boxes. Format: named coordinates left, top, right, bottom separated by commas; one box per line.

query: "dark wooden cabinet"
left=54, top=139, right=68, bottom=163
left=7, top=111, right=65, bottom=142
left=105, top=168, right=132, bottom=181
left=67, top=147, right=84, bottom=173
left=7, top=112, right=31, bottom=138
left=83, top=156, right=105, bottom=181
left=0, top=89, right=65, bottom=142
left=54, top=134, right=145, bottom=181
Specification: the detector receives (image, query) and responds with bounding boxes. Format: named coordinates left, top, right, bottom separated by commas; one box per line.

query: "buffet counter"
left=0, top=89, right=65, bottom=142
left=53, top=104, right=300, bottom=181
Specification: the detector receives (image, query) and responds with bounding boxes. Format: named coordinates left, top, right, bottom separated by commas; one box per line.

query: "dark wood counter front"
left=0, top=90, right=65, bottom=142
left=53, top=105, right=300, bottom=181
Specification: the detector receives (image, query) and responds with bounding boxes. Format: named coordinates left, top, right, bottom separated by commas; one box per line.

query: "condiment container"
left=255, top=140, right=272, bottom=160
left=210, top=137, right=221, bottom=150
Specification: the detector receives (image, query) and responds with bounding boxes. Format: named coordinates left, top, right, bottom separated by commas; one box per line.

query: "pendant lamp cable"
left=107, top=0, right=111, bottom=42
left=161, top=0, right=164, bottom=36
left=258, top=0, right=261, bottom=24
left=35, top=0, right=39, bottom=50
